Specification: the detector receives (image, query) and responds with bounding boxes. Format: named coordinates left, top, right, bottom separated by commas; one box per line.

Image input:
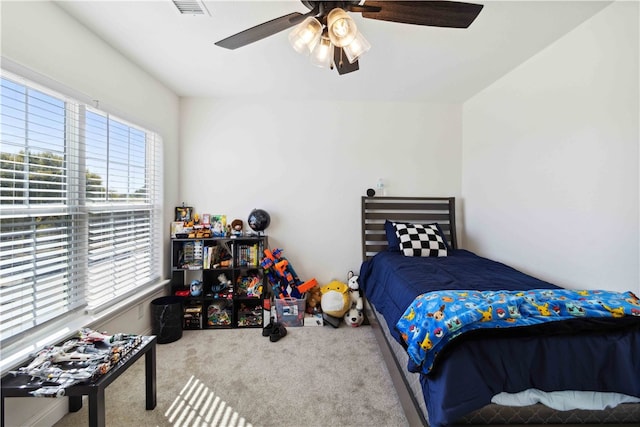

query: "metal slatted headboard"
left=361, top=196, right=457, bottom=261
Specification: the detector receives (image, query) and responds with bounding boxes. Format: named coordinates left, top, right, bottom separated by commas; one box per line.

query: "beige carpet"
left=54, top=324, right=409, bottom=427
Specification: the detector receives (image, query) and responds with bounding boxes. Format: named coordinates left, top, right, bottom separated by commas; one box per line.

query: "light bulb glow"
left=332, top=20, right=350, bottom=38
left=327, top=8, right=357, bottom=48
left=343, top=31, right=371, bottom=63
left=310, top=35, right=333, bottom=68
left=288, top=17, right=322, bottom=54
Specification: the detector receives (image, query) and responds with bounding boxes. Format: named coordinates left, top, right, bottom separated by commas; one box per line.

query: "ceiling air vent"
left=172, top=0, right=210, bottom=16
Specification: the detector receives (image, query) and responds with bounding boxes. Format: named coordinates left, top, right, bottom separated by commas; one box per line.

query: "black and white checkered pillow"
left=393, top=223, right=448, bottom=257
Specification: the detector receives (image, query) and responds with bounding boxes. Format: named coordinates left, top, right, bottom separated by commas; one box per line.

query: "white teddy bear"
left=344, top=271, right=364, bottom=327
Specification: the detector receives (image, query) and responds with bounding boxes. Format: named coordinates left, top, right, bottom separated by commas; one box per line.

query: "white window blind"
left=0, top=71, right=162, bottom=344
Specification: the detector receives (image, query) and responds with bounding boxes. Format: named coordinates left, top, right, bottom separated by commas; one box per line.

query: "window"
left=0, top=71, right=162, bottom=344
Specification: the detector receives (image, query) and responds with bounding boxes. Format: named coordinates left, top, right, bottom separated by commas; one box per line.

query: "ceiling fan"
left=215, top=1, right=484, bottom=75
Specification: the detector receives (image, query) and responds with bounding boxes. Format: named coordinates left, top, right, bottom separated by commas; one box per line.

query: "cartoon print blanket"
left=396, top=289, right=640, bottom=374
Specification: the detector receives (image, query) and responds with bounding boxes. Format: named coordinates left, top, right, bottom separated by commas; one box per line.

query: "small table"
left=1, top=335, right=157, bottom=427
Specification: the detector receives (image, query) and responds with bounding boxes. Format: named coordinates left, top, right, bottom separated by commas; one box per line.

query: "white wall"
left=1, top=1, right=180, bottom=253
left=1, top=2, right=179, bottom=426
left=179, top=99, right=462, bottom=283
left=462, top=1, right=639, bottom=293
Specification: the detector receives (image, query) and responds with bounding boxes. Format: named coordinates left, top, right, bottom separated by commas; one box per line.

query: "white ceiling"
left=55, top=0, right=612, bottom=102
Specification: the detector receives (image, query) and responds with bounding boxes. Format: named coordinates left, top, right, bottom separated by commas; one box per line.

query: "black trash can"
left=151, top=296, right=183, bottom=344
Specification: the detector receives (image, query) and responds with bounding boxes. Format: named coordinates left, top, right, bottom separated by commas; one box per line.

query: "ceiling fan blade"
left=333, top=48, right=359, bottom=75
left=362, top=1, right=484, bottom=29
left=215, top=12, right=305, bottom=50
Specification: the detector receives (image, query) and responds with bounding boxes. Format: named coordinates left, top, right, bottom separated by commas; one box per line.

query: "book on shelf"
left=180, top=240, right=203, bottom=269
left=237, top=243, right=259, bottom=267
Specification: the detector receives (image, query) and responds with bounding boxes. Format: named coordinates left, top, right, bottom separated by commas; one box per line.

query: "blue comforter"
left=361, top=249, right=560, bottom=343
left=397, top=288, right=640, bottom=374
left=360, top=250, right=640, bottom=427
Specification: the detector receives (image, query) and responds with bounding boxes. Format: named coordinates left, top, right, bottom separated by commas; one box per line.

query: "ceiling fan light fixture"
left=327, top=8, right=358, bottom=48
left=215, top=0, right=484, bottom=75
left=288, top=16, right=322, bottom=54
left=309, top=34, right=334, bottom=68
left=343, top=31, right=371, bottom=64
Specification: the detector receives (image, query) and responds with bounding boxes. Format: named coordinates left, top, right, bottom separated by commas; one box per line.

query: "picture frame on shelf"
left=201, top=213, right=211, bottom=225
left=170, top=221, right=185, bottom=238
left=175, top=206, right=193, bottom=222
left=211, top=215, right=227, bottom=237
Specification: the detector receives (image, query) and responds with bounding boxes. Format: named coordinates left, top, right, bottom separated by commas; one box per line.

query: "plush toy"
left=344, top=271, right=364, bottom=327
left=320, top=280, right=350, bottom=318
left=344, top=306, right=364, bottom=327
left=347, top=271, right=363, bottom=308
left=305, top=285, right=323, bottom=314
left=231, top=219, right=243, bottom=236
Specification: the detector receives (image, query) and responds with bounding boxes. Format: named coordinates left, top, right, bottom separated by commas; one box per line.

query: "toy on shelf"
left=208, top=242, right=232, bottom=269
left=231, top=219, right=244, bottom=236
left=211, top=273, right=232, bottom=294
left=191, top=213, right=213, bottom=238
left=237, top=303, right=263, bottom=327
left=237, top=270, right=263, bottom=297
left=193, top=223, right=212, bottom=239
left=207, top=301, right=231, bottom=327
left=190, top=280, right=203, bottom=297
left=172, top=207, right=219, bottom=239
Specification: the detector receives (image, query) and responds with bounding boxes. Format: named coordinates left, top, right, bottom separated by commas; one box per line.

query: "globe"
left=247, top=209, right=271, bottom=232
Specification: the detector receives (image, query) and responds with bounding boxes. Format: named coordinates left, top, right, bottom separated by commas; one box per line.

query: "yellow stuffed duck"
left=320, top=279, right=350, bottom=319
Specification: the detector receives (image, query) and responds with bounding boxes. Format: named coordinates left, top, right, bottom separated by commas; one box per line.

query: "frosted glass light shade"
left=343, top=31, right=371, bottom=63
left=327, top=8, right=357, bottom=48
left=288, top=17, right=322, bottom=54
left=310, top=35, right=333, bottom=68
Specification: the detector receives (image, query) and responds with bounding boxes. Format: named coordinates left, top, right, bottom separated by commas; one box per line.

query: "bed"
left=359, top=196, right=640, bottom=426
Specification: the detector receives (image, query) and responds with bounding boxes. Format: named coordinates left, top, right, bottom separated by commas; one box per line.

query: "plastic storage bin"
left=275, top=297, right=305, bottom=327
left=151, top=296, right=183, bottom=343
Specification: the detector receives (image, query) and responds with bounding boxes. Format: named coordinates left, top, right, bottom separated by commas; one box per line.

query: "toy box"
left=275, top=297, right=305, bottom=327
